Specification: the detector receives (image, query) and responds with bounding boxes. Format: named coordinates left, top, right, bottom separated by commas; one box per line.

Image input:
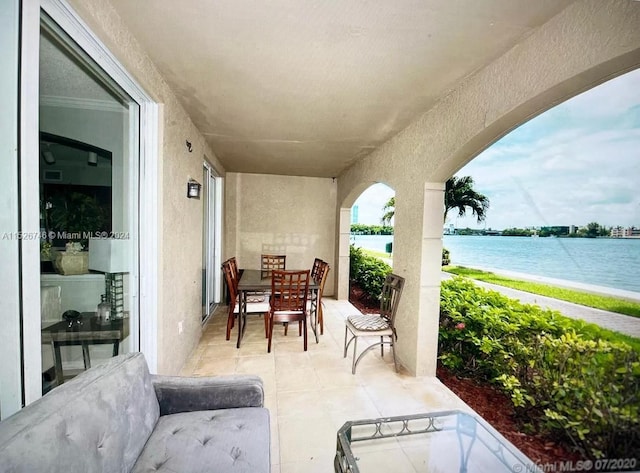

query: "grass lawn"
left=443, top=265, right=640, bottom=319
left=360, top=248, right=392, bottom=261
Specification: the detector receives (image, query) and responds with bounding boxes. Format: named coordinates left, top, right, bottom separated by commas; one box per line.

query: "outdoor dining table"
left=236, top=269, right=321, bottom=348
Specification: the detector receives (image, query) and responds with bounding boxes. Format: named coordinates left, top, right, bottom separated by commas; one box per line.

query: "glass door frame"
left=0, top=0, right=22, bottom=419
left=202, top=161, right=223, bottom=321
left=18, top=0, right=159, bottom=406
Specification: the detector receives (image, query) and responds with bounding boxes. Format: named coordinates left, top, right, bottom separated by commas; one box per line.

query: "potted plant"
left=42, top=190, right=108, bottom=275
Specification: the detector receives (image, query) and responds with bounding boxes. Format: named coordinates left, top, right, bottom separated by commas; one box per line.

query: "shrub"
left=439, top=276, right=640, bottom=460
left=528, top=333, right=639, bottom=459
left=349, top=245, right=391, bottom=300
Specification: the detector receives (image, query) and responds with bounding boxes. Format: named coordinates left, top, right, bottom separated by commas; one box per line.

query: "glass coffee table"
left=334, top=410, right=536, bottom=473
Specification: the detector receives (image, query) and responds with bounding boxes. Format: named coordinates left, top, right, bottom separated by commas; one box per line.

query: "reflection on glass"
left=39, top=20, right=135, bottom=394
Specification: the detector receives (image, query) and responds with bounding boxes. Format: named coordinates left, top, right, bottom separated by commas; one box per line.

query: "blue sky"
left=354, top=68, right=640, bottom=230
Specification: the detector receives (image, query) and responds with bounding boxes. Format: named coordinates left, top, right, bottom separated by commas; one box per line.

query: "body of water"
left=351, top=234, right=640, bottom=293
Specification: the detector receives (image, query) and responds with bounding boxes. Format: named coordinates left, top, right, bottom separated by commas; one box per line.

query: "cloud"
left=352, top=70, right=640, bottom=231
left=453, top=68, right=640, bottom=230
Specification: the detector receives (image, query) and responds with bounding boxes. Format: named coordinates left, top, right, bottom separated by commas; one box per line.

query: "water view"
left=350, top=234, right=640, bottom=293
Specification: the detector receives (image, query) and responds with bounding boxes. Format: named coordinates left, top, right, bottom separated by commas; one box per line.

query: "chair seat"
left=233, top=299, right=270, bottom=314
left=272, top=309, right=308, bottom=320
left=346, top=314, right=392, bottom=333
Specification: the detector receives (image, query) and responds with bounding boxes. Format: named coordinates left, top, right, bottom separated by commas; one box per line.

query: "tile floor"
left=181, top=298, right=471, bottom=473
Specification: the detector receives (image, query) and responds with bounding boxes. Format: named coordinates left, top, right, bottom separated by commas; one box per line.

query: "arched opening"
left=443, top=67, right=640, bottom=294
left=335, top=182, right=395, bottom=301
left=347, top=183, right=396, bottom=311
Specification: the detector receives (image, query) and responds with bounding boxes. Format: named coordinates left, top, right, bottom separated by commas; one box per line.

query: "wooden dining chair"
left=261, top=254, right=286, bottom=277
left=267, top=270, right=310, bottom=352
left=221, top=259, right=269, bottom=341
left=229, top=256, right=239, bottom=282
left=310, top=257, right=323, bottom=280
left=343, top=273, right=405, bottom=374
left=281, top=257, right=325, bottom=337
left=307, top=260, right=330, bottom=335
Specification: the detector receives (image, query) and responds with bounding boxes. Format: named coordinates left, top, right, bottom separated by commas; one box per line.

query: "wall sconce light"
left=185, top=140, right=193, bottom=152
left=187, top=179, right=202, bottom=199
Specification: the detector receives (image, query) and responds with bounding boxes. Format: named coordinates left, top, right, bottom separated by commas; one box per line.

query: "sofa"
left=0, top=352, right=270, bottom=473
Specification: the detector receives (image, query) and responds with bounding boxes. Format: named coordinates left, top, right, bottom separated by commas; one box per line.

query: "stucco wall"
left=68, top=0, right=226, bottom=375
left=225, top=173, right=336, bottom=296
left=337, top=0, right=640, bottom=376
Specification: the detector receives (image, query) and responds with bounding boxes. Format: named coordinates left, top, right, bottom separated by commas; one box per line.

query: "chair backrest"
left=310, top=257, right=324, bottom=280
left=379, top=273, right=405, bottom=327
left=261, top=254, right=286, bottom=277
left=270, top=270, right=310, bottom=312
left=221, top=259, right=238, bottom=308
left=229, top=256, right=239, bottom=284
left=315, top=261, right=330, bottom=295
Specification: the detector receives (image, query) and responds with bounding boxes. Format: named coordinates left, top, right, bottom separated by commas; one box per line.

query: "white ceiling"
left=106, top=0, right=575, bottom=177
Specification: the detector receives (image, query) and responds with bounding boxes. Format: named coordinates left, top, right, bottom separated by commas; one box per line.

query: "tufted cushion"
left=347, top=313, right=390, bottom=331
left=0, top=353, right=159, bottom=473
left=132, top=408, right=270, bottom=473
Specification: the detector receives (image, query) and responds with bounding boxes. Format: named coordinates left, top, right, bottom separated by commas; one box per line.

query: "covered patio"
left=182, top=298, right=471, bottom=473
left=60, top=0, right=640, bottom=380
left=3, top=0, right=639, bottom=422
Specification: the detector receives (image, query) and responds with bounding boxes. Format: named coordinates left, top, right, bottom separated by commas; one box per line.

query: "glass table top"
left=335, top=410, right=537, bottom=473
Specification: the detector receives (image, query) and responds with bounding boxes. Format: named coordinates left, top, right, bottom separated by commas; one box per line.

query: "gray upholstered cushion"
left=347, top=313, right=390, bottom=331
left=132, top=408, right=270, bottom=473
left=152, top=374, right=265, bottom=415
left=0, top=352, right=159, bottom=473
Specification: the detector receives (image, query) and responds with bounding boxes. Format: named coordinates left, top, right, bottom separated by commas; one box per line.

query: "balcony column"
left=394, top=181, right=444, bottom=376
left=336, top=207, right=351, bottom=300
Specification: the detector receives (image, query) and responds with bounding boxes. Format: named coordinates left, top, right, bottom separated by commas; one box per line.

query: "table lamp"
left=88, top=238, right=129, bottom=319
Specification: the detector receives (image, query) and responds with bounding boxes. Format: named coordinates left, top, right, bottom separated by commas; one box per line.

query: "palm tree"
left=381, top=196, right=395, bottom=226
left=444, top=176, right=489, bottom=224
left=379, top=176, right=489, bottom=224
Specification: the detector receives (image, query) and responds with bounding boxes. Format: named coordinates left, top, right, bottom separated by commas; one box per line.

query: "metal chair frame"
left=308, top=260, right=330, bottom=335
left=343, top=273, right=405, bottom=374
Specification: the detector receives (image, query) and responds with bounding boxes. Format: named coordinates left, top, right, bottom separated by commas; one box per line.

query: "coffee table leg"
left=52, top=341, right=64, bottom=385
left=81, top=342, right=91, bottom=370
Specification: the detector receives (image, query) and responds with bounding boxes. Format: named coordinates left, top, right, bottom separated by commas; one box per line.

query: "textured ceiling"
left=102, top=0, right=574, bottom=177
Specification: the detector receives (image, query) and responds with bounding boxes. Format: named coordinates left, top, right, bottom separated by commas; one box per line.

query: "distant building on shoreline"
left=443, top=224, right=640, bottom=238
left=610, top=226, right=640, bottom=238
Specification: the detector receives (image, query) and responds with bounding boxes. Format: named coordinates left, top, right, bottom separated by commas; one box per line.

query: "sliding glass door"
left=38, top=15, right=138, bottom=393
left=202, top=162, right=223, bottom=321
left=2, top=0, right=157, bottom=415
left=0, top=0, right=22, bottom=419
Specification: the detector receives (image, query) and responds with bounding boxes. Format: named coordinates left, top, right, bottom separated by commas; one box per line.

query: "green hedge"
left=349, top=245, right=391, bottom=300
left=439, top=277, right=639, bottom=460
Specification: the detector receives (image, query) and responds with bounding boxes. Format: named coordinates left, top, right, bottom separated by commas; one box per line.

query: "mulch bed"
left=349, top=281, right=583, bottom=466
